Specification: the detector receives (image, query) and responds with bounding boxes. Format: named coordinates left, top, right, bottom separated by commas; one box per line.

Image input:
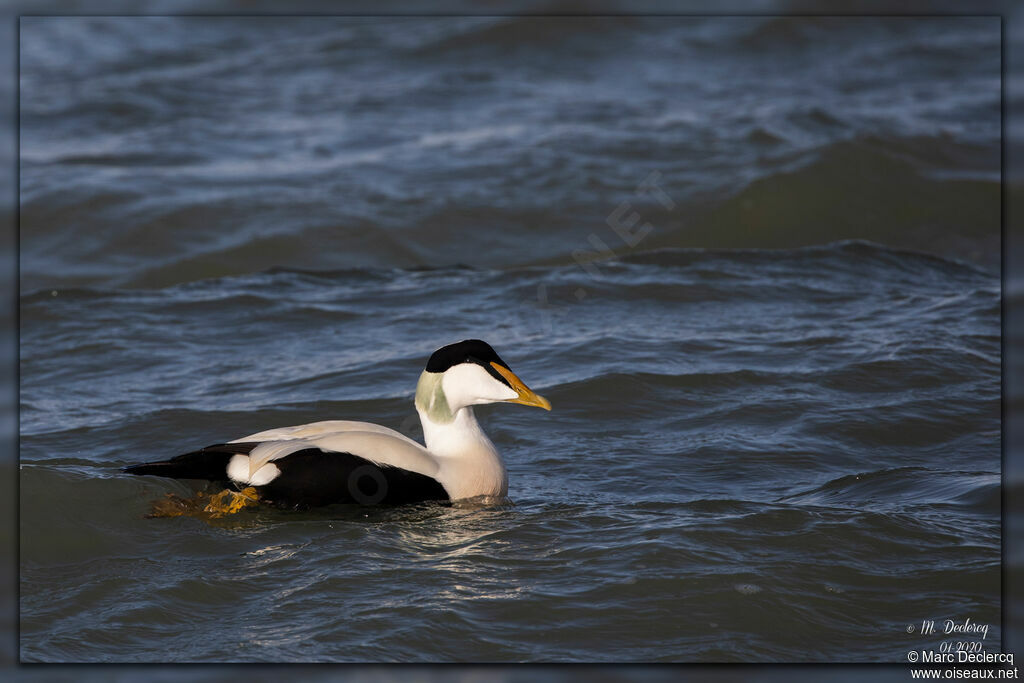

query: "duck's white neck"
left=415, top=371, right=508, bottom=500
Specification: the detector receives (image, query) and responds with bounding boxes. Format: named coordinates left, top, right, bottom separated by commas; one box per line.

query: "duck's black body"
left=124, top=443, right=450, bottom=509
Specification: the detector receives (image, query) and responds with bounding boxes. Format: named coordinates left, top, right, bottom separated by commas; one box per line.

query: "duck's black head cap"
left=425, top=339, right=510, bottom=374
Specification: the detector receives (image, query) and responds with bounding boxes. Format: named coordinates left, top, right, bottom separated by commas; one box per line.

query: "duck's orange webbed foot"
left=146, top=487, right=259, bottom=519
left=204, top=487, right=259, bottom=517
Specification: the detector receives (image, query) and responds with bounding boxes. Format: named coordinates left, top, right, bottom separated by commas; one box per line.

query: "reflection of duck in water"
left=125, top=340, right=551, bottom=515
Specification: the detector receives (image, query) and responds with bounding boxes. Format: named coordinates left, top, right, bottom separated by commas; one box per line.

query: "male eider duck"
left=124, top=340, right=551, bottom=509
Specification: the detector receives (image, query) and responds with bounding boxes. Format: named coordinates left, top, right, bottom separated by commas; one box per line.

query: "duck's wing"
left=125, top=422, right=439, bottom=487
left=233, top=420, right=422, bottom=447
left=234, top=428, right=440, bottom=486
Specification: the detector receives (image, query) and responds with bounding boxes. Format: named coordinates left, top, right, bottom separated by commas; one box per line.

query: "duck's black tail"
left=123, top=443, right=259, bottom=481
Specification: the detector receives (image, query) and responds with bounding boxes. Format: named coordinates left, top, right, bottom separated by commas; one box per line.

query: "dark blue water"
left=18, top=16, right=1000, bottom=662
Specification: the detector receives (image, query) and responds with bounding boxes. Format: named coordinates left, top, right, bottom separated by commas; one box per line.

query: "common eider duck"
left=124, top=339, right=551, bottom=509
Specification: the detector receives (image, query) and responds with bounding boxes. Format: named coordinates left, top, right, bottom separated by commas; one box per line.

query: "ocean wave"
left=777, top=467, right=1000, bottom=511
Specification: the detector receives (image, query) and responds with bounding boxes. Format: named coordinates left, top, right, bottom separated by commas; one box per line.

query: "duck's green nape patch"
left=415, top=371, right=455, bottom=424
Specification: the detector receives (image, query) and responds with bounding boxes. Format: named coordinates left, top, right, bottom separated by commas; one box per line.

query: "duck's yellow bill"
left=491, top=362, right=552, bottom=411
